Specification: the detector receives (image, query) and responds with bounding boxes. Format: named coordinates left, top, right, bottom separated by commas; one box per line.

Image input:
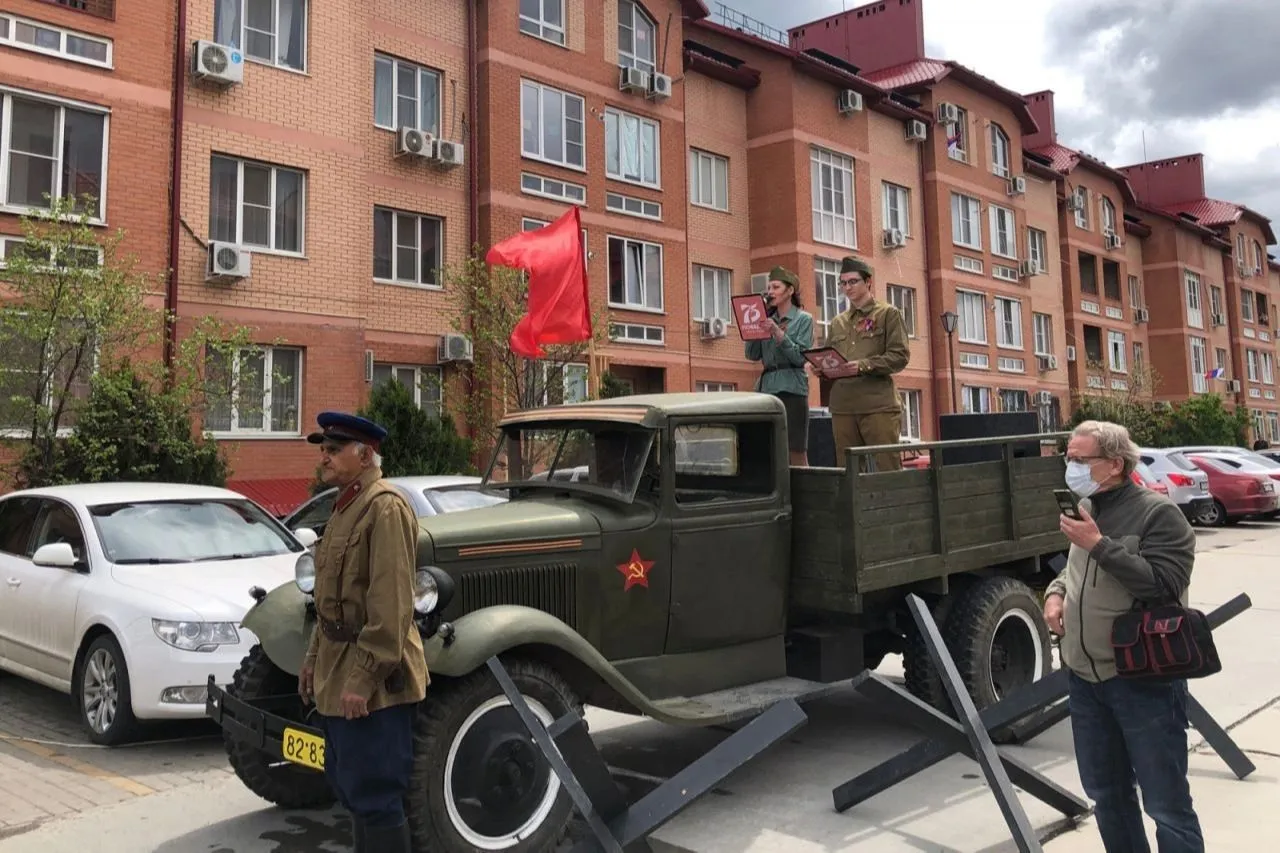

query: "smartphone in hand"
left=1054, top=488, right=1082, bottom=520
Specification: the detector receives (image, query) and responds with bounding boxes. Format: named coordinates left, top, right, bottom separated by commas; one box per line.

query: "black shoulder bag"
left=1109, top=573, right=1221, bottom=681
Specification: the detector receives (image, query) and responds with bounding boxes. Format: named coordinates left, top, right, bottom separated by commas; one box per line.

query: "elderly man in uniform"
left=298, top=411, right=428, bottom=853
left=816, top=256, right=911, bottom=473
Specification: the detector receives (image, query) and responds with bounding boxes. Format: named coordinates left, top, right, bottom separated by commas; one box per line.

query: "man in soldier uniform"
left=298, top=411, right=428, bottom=853
left=817, top=256, right=911, bottom=472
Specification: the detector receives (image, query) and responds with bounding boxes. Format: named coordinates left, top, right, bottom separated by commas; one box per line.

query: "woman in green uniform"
left=745, top=265, right=814, bottom=466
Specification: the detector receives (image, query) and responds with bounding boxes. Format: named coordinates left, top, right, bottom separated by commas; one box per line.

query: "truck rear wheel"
left=223, top=645, right=336, bottom=809
left=944, top=576, right=1051, bottom=709
left=407, top=658, right=580, bottom=852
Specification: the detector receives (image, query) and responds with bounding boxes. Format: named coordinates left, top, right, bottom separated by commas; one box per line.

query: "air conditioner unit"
left=191, top=40, right=244, bottom=86
left=396, top=127, right=434, bottom=158
left=205, top=241, right=250, bottom=282
left=1066, top=345, right=1078, bottom=362
left=364, top=349, right=374, bottom=383
left=1211, top=312, right=1226, bottom=326
left=1104, top=230, right=1122, bottom=250
left=1034, top=390, right=1054, bottom=405
left=432, top=138, right=465, bottom=167
left=1066, top=193, right=1085, bottom=212
left=437, top=333, right=474, bottom=364
left=700, top=316, right=728, bottom=339
left=648, top=72, right=673, bottom=100
left=1228, top=379, right=1242, bottom=393
left=1007, top=175, right=1027, bottom=196
left=837, top=90, right=863, bottom=114
left=619, top=65, right=650, bottom=93
left=936, top=102, right=960, bottom=124
left=905, top=119, right=928, bottom=142
left=1018, top=259, right=1039, bottom=277
left=882, top=228, right=907, bottom=249
left=1037, top=355, right=1058, bottom=372
left=1134, top=307, right=1149, bottom=323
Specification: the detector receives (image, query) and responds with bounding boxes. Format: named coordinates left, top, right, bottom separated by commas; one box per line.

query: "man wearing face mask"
left=1044, top=420, right=1203, bottom=853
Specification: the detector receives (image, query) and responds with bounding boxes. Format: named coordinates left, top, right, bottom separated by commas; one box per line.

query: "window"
left=692, top=265, right=731, bottom=322
left=374, top=54, right=441, bottom=135
left=956, top=290, right=987, bottom=344
left=0, top=320, right=94, bottom=432
left=999, top=389, right=1030, bottom=413
left=1242, top=289, right=1255, bottom=323
left=899, top=389, right=921, bottom=439
left=697, top=381, right=735, bottom=392
left=213, top=0, right=307, bottom=72
left=1263, top=352, right=1275, bottom=385
left=1214, top=347, right=1227, bottom=372
left=0, top=497, right=41, bottom=556
left=1078, top=251, right=1098, bottom=294
left=673, top=422, right=775, bottom=500
left=1237, top=233, right=1247, bottom=267
left=689, top=149, right=728, bottom=211
left=1108, top=330, right=1127, bottom=373
left=1133, top=342, right=1144, bottom=373
left=810, top=147, right=856, bottom=248
left=1073, top=186, right=1089, bottom=229
left=945, top=106, right=968, bottom=162
left=1185, top=271, right=1203, bottom=328
left=0, top=235, right=101, bottom=269
left=520, top=80, right=585, bottom=169
left=605, top=109, right=659, bottom=187
left=1037, top=394, right=1062, bottom=433
left=1103, top=260, right=1121, bottom=301
left=209, top=155, right=305, bottom=253
left=1, top=91, right=107, bottom=219
left=1028, top=228, right=1047, bottom=274
left=1209, top=285, right=1223, bottom=320
left=34, top=0, right=115, bottom=20
left=520, top=172, right=586, bottom=204
left=0, top=12, right=112, bottom=67
left=1190, top=337, right=1207, bottom=393
left=950, top=192, right=981, bottom=249
left=617, top=0, right=656, bottom=74
left=609, top=322, right=664, bottom=345
left=1252, top=240, right=1265, bottom=275
left=962, top=385, right=991, bottom=413
left=1101, top=196, right=1117, bottom=235
left=882, top=182, right=910, bottom=235
left=814, top=258, right=847, bottom=334
left=532, top=362, right=587, bottom=404
left=1128, top=274, right=1143, bottom=308
left=994, top=297, right=1022, bottom=349
left=373, top=207, right=442, bottom=287
left=607, top=235, right=662, bottom=310
left=204, top=346, right=302, bottom=435
left=989, top=124, right=1010, bottom=178
left=1257, top=292, right=1270, bottom=325
left=1269, top=412, right=1280, bottom=442
left=606, top=191, right=661, bottom=220
left=886, top=285, right=916, bottom=337
left=519, top=0, right=565, bottom=45
left=1247, top=349, right=1259, bottom=383
left=989, top=205, right=1016, bottom=259
left=1083, top=325, right=1103, bottom=363
left=373, top=363, right=441, bottom=418
left=1033, top=312, right=1053, bottom=355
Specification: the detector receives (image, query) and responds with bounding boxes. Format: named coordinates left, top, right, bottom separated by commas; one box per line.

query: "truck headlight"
left=152, top=620, right=240, bottom=652
left=414, top=566, right=455, bottom=614
left=295, top=551, right=316, bottom=594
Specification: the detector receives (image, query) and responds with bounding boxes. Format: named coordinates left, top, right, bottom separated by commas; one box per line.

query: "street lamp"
left=940, top=311, right=959, bottom=414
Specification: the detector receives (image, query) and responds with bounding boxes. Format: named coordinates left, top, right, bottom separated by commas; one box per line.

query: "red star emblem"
left=616, top=549, right=654, bottom=592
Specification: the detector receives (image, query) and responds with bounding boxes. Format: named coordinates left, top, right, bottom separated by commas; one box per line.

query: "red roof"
left=862, top=58, right=1039, bottom=134
left=862, top=58, right=949, bottom=89
left=1163, top=198, right=1242, bottom=228
left=226, top=478, right=314, bottom=517
left=1027, top=142, right=1138, bottom=205
left=1030, top=142, right=1079, bottom=173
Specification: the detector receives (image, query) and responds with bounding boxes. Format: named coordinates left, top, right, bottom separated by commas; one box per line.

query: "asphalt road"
left=1, top=519, right=1276, bottom=852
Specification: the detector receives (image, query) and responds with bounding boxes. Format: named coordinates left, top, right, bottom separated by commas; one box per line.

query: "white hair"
left=354, top=442, right=383, bottom=469
left=1071, top=420, right=1139, bottom=476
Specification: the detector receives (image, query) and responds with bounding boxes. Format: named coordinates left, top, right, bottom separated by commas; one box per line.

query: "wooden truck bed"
left=789, top=435, right=1068, bottom=614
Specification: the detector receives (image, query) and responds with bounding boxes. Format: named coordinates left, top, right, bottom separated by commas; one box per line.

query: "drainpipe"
left=465, top=0, right=480, bottom=441
left=164, top=0, right=189, bottom=375
left=916, top=116, right=943, bottom=433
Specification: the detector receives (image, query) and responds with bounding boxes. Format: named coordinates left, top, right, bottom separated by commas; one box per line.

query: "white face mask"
left=1065, top=460, right=1099, bottom=497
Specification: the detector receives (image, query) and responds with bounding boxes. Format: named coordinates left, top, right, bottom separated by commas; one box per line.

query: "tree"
left=596, top=371, right=632, bottom=399
left=357, top=377, right=476, bottom=477
left=1068, top=391, right=1249, bottom=448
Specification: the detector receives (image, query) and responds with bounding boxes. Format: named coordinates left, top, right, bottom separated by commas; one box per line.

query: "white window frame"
left=209, top=154, right=306, bottom=255
left=1073, top=186, right=1089, bottom=229
left=0, top=11, right=112, bottom=68
left=956, top=289, right=987, bottom=345
left=696, top=381, right=736, bottom=393
left=1269, top=411, right=1280, bottom=442
left=899, top=389, right=922, bottom=439
left=606, top=191, right=661, bottom=221
left=373, top=54, right=441, bottom=136
left=1185, top=270, right=1203, bottom=328
left=1190, top=337, right=1208, bottom=393
left=372, top=363, right=442, bottom=417
left=520, top=79, right=586, bottom=170
left=1264, top=352, right=1275, bottom=385
left=950, top=192, right=982, bottom=250
left=994, top=296, right=1022, bottom=349
left=810, top=146, right=856, bottom=249
left=814, top=258, right=847, bottom=335
left=617, top=0, right=657, bottom=74
left=962, top=385, right=992, bottom=414
left=0, top=235, right=103, bottom=269
left=1101, top=196, right=1117, bottom=235
left=882, top=182, right=910, bottom=236
left=1128, top=274, right=1143, bottom=309
left=605, top=108, right=660, bottom=188
left=689, top=149, right=728, bottom=211
left=518, top=0, right=566, bottom=46
left=1242, top=289, right=1255, bottom=323
left=692, top=264, right=731, bottom=322
left=886, top=284, right=916, bottom=337
left=1247, top=350, right=1259, bottom=383
left=214, top=0, right=308, bottom=72
left=607, top=235, right=663, bottom=311
left=1032, top=312, right=1053, bottom=356
left=1028, top=227, right=1047, bottom=273
left=537, top=361, right=588, bottom=404
left=989, top=124, right=1010, bottom=178
left=0, top=314, right=98, bottom=436
left=520, top=172, right=586, bottom=204
left=0, top=88, right=110, bottom=222
left=1108, top=330, right=1127, bottom=373
left=205, top=345, right=303, bottom=436
left=946, top=106, right=969, bottom=163
left=373, top=206, right=443, bottom=288
left=989, top=204, right=1016, bottom=259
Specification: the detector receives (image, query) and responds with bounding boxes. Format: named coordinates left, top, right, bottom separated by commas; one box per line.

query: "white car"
left=0, top=482, right=315, bottom=745
left=279, top=474, right=507, bottom=538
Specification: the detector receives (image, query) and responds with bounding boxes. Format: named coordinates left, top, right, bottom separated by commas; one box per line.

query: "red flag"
left=486, top=206, right=592, bottom=359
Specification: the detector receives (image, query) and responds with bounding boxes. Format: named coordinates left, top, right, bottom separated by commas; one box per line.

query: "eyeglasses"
left=839, top=276, right=864, bottom=286
left=1067, top=455, right=1105, bottom=464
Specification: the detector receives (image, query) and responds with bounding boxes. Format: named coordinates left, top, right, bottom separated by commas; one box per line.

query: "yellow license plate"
left=282, top=727, right=325, bottom=770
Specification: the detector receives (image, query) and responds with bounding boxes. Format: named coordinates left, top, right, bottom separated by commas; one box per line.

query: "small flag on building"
left=1206, top=367, right=1225, bottom=379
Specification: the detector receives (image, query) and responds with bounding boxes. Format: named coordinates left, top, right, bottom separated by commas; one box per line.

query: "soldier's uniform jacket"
left=823, top=298, right=910, bottom=415
left=304, top=466, right=429, bottom=716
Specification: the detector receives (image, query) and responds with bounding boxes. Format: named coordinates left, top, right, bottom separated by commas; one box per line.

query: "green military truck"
left=207, top=391, right=1068, bottom=852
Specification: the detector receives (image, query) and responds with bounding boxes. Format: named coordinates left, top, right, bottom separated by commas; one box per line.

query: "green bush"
left=357, top=379, right=476, bottom=477
left=1068, top=392, right=1249, bottom=448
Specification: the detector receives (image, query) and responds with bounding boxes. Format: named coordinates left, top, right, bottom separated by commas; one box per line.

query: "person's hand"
left=1043, top=593, right=1065, bottom=636
left=340, top=691, right=369, bottom=720
left=299, top=662, right=315, bottom=704
left=769, top=320, right=786, bottom=343
left=827, top=361, right=859, bottom=378
left=1060, top=505, right=1103, bottom=552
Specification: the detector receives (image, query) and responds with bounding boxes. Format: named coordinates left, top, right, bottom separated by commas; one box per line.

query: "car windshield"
left=1134, top=461, right=1158, bottom=483
left=483, top=424, right=657, bottom=501
left=1163, top=451, right=1199, bottom=471
left=90, top=499, right=302, bottom=564
left=425, top=487, right=509, bottom=514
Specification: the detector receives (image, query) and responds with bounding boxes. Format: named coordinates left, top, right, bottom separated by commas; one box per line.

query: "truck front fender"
left=240, top=581, right=315, bottom=677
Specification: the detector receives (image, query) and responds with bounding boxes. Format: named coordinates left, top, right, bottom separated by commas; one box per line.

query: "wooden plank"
left=1004, top=445, right=1020, bottom=542
left=940, top=492, right=1009, bottom=517
left=855, top=485, right=935, bottom=510
left=857, top=532, right=1068, bottom=592
left=848, top=468, right=934, bottom=493
left=861, top=500, right=936, bottom=527
left=949, top=520, right=1015, bottom=550
left=861, top=520, right=937, bottom=563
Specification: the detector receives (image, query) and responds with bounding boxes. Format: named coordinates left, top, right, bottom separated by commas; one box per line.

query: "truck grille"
left=456, top=563, right=578, bottom=628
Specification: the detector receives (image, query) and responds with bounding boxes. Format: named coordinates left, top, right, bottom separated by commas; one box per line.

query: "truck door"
left=664, top=417, right=789, bottom=655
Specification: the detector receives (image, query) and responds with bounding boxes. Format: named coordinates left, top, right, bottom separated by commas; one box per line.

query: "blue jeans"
left=1068, top=672, right=1204, bottom=853
left=320, top=702, right=416, bottom=828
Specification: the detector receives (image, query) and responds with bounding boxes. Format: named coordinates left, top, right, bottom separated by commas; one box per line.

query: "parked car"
left=280, top=475, right=508, bottom=539
left=1137, top=448, right=1214, bottom=521
left=0, top=483, right=314, bottom=745
left=1176, top=445, right=1280, bottom=472
left=1185, top=454, right=1280, bottom=526
left=1130, top=460, right=1169, bottom=496
left=1183, top=452, right=1280, bottom=518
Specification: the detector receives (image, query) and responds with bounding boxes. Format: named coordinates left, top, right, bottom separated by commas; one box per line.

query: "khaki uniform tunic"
left=304, top=467, right=429, bottom=716
left=823, top=298, right=911, bottom=472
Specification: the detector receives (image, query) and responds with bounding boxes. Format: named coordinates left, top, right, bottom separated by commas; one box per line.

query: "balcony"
left=36, top=0, right=114, bottom=20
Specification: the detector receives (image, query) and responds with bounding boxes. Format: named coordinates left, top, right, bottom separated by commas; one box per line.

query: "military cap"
left=768, top=265, right=799, bottom=288
left=306, top=411, right=388, bottom=450
left=840, top=256, right=873, bottom=278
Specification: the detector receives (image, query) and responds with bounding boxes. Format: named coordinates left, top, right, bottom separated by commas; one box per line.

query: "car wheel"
left=1197, top=500, right=1226, bottom=527
left=74, top=634, right=139, bottom=746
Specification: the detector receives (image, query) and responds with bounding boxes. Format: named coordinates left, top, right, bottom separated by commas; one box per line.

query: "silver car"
left=1137, top=448, right=1214, bottom=522
left=279, top=475, right=508, bottom=539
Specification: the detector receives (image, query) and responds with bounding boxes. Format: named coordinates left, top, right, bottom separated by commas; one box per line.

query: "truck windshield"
left=483, top=424, right=657, bottom=501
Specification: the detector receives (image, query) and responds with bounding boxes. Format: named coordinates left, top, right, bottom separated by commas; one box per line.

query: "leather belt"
left=318, top=615, right=360, bottom=643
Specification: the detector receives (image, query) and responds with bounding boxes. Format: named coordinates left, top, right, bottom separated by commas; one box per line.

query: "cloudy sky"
left=721, top=0, right=1280, bottom=237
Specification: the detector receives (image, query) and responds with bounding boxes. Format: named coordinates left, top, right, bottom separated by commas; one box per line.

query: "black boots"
left=359, top=820, right=411, bottom=853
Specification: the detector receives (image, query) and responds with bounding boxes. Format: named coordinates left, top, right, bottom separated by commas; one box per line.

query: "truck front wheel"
left=945, top=576, right=1051, bottom=709
left=407, top=658, right=580, bottom=852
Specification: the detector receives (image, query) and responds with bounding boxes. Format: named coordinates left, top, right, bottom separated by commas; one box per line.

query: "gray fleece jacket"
left=1045, top=480, right=1196, bottom=683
